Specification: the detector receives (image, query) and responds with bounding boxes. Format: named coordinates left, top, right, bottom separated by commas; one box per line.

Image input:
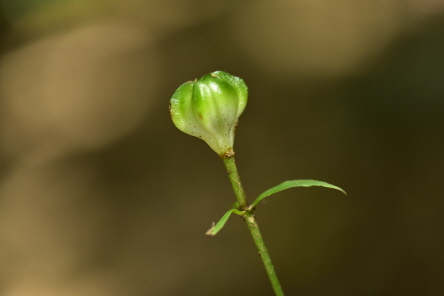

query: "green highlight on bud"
left=169, top=71, right=248, bottom=157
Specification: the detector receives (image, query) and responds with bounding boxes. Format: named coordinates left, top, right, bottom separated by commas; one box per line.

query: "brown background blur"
left=1, top=1, right=443, bottom=295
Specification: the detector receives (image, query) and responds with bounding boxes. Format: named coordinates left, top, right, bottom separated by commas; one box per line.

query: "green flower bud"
left=169, top=71, right=248, bottom=158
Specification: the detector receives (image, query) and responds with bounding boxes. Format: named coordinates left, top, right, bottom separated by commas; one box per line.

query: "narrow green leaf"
left=250, top=180, right=346, bottom=209
left=205, top=209, right=235, bottom=236
left=206, top=208, right=247, bottom=236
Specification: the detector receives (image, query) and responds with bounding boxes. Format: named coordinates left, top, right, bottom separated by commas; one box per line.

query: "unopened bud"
left=169, top=71, right=248, bottom=157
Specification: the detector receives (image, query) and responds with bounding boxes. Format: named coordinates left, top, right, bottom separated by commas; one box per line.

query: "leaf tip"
left=205, top=222, right=216, bottom=236
left=335, top=186, right=347, bottom=196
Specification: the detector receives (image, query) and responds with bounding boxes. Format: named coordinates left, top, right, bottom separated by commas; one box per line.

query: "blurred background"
left=1, top=1, right=443, bottom=295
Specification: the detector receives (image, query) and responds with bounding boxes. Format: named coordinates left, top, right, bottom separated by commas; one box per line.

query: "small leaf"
left=205, top=209, right=235, bottom=236
left=206, top=208, right=247, bottom=236
left=250, top=180, right=346, bottom=209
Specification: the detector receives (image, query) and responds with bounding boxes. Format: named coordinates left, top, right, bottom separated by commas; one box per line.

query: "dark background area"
left=1, top=1, right=443, bottom=295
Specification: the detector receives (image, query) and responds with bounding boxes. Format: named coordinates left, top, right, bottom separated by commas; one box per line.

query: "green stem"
left=222, top=156, right=248, bottom=210
left=222, top=156, right=285, bottom=296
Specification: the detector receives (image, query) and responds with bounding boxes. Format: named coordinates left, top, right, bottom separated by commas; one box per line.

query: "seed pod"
left=170, top=71, right=248, bottom=157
